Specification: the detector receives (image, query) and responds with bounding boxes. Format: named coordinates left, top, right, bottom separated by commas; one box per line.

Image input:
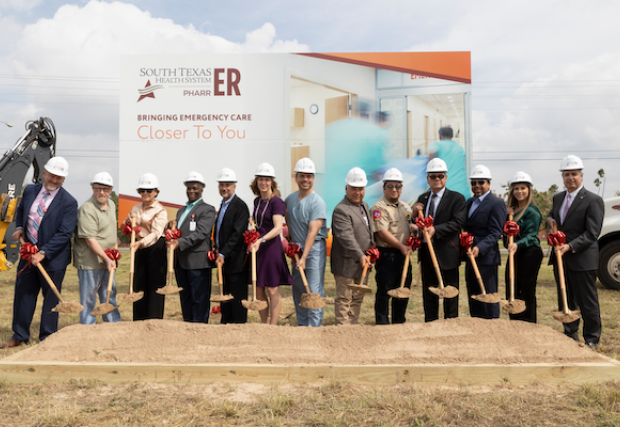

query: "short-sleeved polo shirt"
left=73, top=196, right=117, bottom=270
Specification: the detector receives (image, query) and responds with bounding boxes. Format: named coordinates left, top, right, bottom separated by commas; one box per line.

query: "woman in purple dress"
left=250, top=163, right=293, bottom=324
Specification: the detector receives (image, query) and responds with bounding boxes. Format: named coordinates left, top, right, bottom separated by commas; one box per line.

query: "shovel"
left=465, top=247, right=500, bottom=304
left=417, top=210, right=458, bottom=299
left=388, top=250, right=412, bottom=299
left=20, top=238, right=83, bottom=314
left=91, top=244, right=119, bottom=316
left=294, top=253, right=326, bottom=309
left=210, top=262, right=234, bottom=302
left=117, top=214, right=144, bottom=303
left=241, top=219, right=268, bottom=311
left=500, top=215, right=526, bottom=314
left=550, top=224, right=581, bottom=323
left=156, top=225, right=183, bottom=295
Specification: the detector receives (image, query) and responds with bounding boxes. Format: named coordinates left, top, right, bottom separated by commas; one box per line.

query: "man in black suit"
left=214, top=168, right=250, bottom=324
left=1, top=157, right=77, bottom=348
left=168, top=171, right=216, bottom=323
left=547, top=155, right=604, bottom=348
left=413, top=158, right=466, bottom=322
left=464, top=164, right=507, bottom=319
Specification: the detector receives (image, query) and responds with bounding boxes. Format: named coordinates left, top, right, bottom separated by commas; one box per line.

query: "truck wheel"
left=598, top=241, right=620, bottom=290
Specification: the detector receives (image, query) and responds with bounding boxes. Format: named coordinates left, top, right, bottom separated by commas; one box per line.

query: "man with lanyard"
left=1, top=157, right=77, bottom=348
left=214, top=168, right=251, bottom=324
left=168, top=171, right=215, bottom=323
left=464, top=164, right=506, bottom=319
left=371, top=168, right=413, bottom=324
left=74, top=172, right=121, bottom=325
left=413, top=158, right=466, bottom=322
left=285, top=158, right=328, bottom=327
left=331, top=167, right=374, bottom=325
left=547, top=155, right=604, bottom=348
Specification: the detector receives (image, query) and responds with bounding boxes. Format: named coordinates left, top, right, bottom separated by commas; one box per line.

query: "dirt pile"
left=5, top=317, right=606, bottom=365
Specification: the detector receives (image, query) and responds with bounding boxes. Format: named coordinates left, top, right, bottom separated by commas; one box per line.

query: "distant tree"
left=594, top=177, right=601, bottom=195
left=598, top=168, right=606, bottom=198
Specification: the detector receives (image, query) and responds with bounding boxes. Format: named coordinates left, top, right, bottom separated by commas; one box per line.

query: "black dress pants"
left=505, top=245, right=542, bottom=323
left=375, top=248, right=412, bottom=325
left=220, top=269, right=249, bottom=324
left=133, top=237, right=166, bottom=321
left=419, top=246, right=459, bottom=322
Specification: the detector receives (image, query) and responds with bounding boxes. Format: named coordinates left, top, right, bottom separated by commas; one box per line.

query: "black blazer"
left=416, top=189, right=466, bottom=270
left=547, top=187, right=604, bottom=271
left=214, top=194, right=250, bottom=274
left=465, top=192, right=507, bottom=266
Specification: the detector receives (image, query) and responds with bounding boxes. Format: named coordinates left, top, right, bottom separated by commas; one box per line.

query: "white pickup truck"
left=598, top=196, right=620, bottom=289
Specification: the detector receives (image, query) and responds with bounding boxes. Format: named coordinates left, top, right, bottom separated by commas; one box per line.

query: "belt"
left=377, top=247, right=401, bottom=254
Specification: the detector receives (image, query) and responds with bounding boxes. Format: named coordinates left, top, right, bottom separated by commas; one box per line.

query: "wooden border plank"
left=1, top=362, right=620, bottom=385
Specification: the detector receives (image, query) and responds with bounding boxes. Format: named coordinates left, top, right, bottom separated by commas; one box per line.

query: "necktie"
left=31, top=192, right=50, bottom=243
left=216, top=202, right=224, bottom=247
left=561, top=193, right=571, bottom=223
left=429, top=193, right=438, bottom=218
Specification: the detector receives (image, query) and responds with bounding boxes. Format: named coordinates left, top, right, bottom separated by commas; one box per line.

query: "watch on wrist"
left=261, top=237, right=266, bottom=244
left=39, top=250, right=46, bottom=256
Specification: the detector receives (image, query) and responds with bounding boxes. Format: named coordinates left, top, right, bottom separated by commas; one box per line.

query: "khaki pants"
left=334, top=274, right=368, bottom=325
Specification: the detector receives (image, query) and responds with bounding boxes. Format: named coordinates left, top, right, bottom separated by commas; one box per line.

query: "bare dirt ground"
left=4, top=317, right=606, bottom=365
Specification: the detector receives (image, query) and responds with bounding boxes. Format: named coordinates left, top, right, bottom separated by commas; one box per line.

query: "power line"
left=0, top=92, right=118, bottom=98
left=0, top=75, right=118, bottom=82
left=473, top=158, right=620, bottom=161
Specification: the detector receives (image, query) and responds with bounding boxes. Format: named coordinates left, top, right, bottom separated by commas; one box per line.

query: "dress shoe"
left=566, top=331, right=580, bottom=342
left=0, top=339, right=24, bottom=349
left=586, top=341, right=598, bottom=350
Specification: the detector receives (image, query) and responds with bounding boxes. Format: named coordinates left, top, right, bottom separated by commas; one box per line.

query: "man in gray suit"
left=168, top=171, right=216, bottom=323
left=331, top=167, right=374, bottom=325
left=547, top=155, right=604, bottom=348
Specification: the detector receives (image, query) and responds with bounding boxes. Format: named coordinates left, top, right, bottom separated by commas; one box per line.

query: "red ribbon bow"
left=415, top=216, right=434, bottom=230
left=503, top=220, right=520, bottom=237
left=207, top=250, right=217, bottom=261
left=548, top=231, right=567, bottom=247
left=19, top=242, right=38, bottom=261
left=243, top=230, right=261, bottom=245
left=459, top=232, right=474, bottom=249
left=211, top=305, right=221, bottom=315
left=365, top=248, right=380, bottom=264
left=285, top=243, right=301, bottom=260
left=122, top=220, right=142, bottom=237
left=105, top=249, right=121, bottom=261
left=406, top=236, right=422, bottom=252
left=165, top=228, right=182, bottom=241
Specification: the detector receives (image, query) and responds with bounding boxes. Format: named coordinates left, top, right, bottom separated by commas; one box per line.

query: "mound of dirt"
left=4, top=317, right=607, bottom=365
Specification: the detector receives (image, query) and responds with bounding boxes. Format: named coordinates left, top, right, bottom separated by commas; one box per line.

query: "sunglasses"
left=428, top=174, right=445, bottom=180
left=93, top=186, right=112, bottom=193
left=470, top=180, right=488, bottom=186
left=137, top=189, right=155, bottom=194
left=386, top=184, right=402, bottom=190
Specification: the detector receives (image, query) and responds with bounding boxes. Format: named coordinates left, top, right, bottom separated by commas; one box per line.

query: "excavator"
left=0, top=117, right=56, bottom=271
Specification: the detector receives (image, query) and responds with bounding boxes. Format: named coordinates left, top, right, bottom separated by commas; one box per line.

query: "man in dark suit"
left=464, top=164, right=506, bottom=319
left=547, top=155, right=604, bottom=348
left=331, top=167, right=374, bottom=325
left=413, top=158, right=466, bottom=322
left=214, top=168, right=250, bottom=324
left=168, top=171, right=216, bottom=323
left=1, top=157, right=77, bottom=348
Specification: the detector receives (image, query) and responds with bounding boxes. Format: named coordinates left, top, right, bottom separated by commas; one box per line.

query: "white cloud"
left=0, top=0, right=42, bottom=12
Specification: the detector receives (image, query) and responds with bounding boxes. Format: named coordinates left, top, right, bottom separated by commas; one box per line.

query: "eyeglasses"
left=93, top=186, right=112, bottom=193
left=428, top=174, right=445, bottom=180
left=470, top=180, right=487, bottom=186
left=137, top=189, right=155, bottom=194
left=386, top=184, right=402, bottom=190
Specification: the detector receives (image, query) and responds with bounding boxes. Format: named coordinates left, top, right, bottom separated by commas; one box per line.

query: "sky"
left=1, top=0, right=620, bottom=204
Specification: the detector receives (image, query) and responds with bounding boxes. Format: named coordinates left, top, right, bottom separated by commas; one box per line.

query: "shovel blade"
left=429, top=285, right=459, bottom=299
left=241, top=299, right=268, bottom=311
left=91, top=303, right=116, bottom=316
left=155, top=285, right=183, bottom=295
left=210, top=295, right=234, bottom=303
left=52, top=301, right=84, bottom=314
left=500, top=299, right=526, bottom=314
left=387, top=288, right=411, bottom=299
left=117, top=292, right=144, bottom=303
left=299, top=293, right=326, bottom=309
left=347, top=284, right=373, bottom=294
left=553, top=309, right=581, bottom=324
left=472, top=292, right=500, bottom=304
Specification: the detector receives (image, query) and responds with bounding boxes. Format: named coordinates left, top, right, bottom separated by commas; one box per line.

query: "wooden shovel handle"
left=551, top=223, right=570, bottom=315
left=19, top=238, right=64, bottom=302
left=129, top=214, right=137, bottom=294
left=399, top=250, right=411, bottom=289
left=217, top=262, right=223, bottom=286
left=294, top=254, right=311, bottom=293
left=467, top=249, right=487, bottom=295
left=418, top=210, right=444, bottom=289
left=508, top=214, right=515, bottom=301
left=361, top=262, right=369, bottom=281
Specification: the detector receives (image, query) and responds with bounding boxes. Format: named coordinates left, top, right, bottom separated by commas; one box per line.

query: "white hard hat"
left=91, top=172, right=113, bottom=187
left=382, top=168, right=403, bottom=182
left=294, top=157, right=316, bottom=174
left=255, top=162, right=276, bottom=178
left=511, top=171, right=533, bottom=186
left=184, top=171, right=205, bottom=185
left=137, top=173, right=159, bottom=190
left=559, top=155, right=584, bottom=171
left=44, top=156, right=69, bottom=177
left=217, top=168, right=237, bottom=182
left=469, top=164, right=492, bottom=180
left=345, top=167, right=368, bottom=187
left=426, top=158, right=448, bottom=173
